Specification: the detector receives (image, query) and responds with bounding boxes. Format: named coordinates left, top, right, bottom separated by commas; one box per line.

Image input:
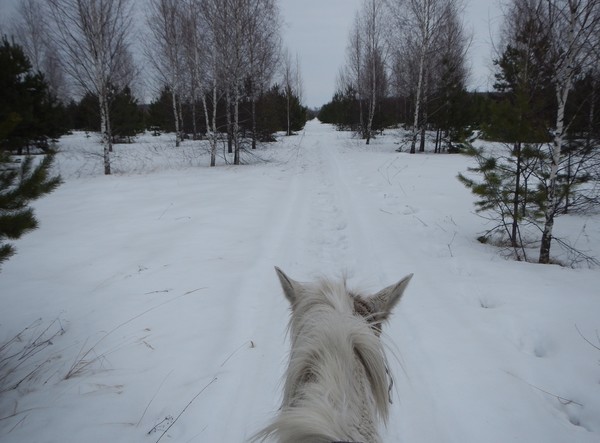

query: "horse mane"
left=254, top=277, right=392, bottom=443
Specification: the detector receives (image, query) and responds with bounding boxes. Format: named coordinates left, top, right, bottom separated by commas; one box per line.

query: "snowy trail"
left=246, top=121, right=600, bottom=443
left=198, top=122, right=421, bottom=440
left=1, top=121, right=599, bottom=443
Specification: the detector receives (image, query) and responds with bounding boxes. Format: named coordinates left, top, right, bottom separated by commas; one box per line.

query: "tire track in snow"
left=208, top=131, right=320, bottom=441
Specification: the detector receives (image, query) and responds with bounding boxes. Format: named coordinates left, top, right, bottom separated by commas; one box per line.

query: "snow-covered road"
left=1, top=120, right=599, bottom=442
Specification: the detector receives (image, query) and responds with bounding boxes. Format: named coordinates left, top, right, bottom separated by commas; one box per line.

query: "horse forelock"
left=254, top=271, right=412, bottom=442
left=253, top=277, right=393, bottom=443
left=284, top=278, right=392, bottom=420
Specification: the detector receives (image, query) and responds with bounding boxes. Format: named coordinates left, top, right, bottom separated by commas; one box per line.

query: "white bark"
left=282, top=48, right=295, bottom=136
left=539, top=0, right=600, bottom=263
left=384, top=0, right=455, bottom=153
left=45, top=0, right=133, bottom=175
left=363, top=0, right=385, bottom=145
left=146, top=0, right=184, bottom=147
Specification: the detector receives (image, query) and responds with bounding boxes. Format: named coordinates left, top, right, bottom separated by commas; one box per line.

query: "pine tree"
left=458, top=22, right=553, bottom=260
left=0, top=153, right=61, bottom=268
left=147, top=87, right=176, bottom=133
left=0, top=36, right=62, bottom=269
left=110, top=86, right=145, bottom=143
left=0, top=35, right=67, bottom=155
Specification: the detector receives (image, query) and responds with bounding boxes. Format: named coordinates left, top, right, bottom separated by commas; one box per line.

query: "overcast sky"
left=279, top=0, right=503, bottom=107
left=0, top=0, right=502, bottom=108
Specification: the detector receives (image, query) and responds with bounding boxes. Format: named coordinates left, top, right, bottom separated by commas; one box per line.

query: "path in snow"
left=237, top=120, right=600, bottom=443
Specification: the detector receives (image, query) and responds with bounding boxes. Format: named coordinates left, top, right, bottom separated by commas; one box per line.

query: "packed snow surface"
left=1, top=120, right=599, bottom=442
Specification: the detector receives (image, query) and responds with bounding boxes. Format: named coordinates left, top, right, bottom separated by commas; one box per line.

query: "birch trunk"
left=191, top=90, right=198, bottom=140
left=200, top=89, right=212, bottom=165
left=539, top=85, right=569, bottom=263
left=408, top=0, right=433, bottom=154
left=226, top=90, right=233, bottom=154
left=171, top=88, right=180, bottom=147
left=252, top=96, right=257, bottom=150
left=511, top=142, right=522, bottom=249
left=99, top=92, right=111, bottom=175
left=366, top=48, right=376, bottom=145
left=234, top=84, right=240, bottom=165
left=210, top=82, right=218, bottom=167
left=538, top=0, right=581, bottom=264
left=287, top=87, right=291, bottom=136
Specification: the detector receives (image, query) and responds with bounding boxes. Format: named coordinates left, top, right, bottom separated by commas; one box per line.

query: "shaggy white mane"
left=254, top=278, right=393, bottom=443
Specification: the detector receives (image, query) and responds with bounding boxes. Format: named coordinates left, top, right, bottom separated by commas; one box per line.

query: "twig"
left=219, top=341, right=253, bottom=368
left=413, top=215, right=428, bottom=227
left=506, top=372, right=583, bottom=407
left=553, top=236, right=600, bottom=268
left=8, top=415, right=28, bottom=434
left=184, top=287, right=207, bottom=296
left=157, top=203, right=173, bottom=220
left=155, top=377, right=218, bottom=443
left=575, top=324, right=600, bottom=351
left=137, top=370, right=174, bottom=427
left=0, top=407, right=38, bottom=422
left=447, top=232, right=457, bottom=257
left=144, top=289, right=172, bottom=295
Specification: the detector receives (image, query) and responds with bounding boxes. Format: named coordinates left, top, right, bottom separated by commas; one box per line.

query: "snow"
left=1, top=120, right=599, bottom=442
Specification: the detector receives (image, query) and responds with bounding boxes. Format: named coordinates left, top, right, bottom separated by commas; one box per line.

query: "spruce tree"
left=110, top=86, right=145, bottom=143
left=147, top=87, right=176, bottom=133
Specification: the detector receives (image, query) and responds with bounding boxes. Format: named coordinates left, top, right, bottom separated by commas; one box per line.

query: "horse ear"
left=275, top=267, right=300, bottom=304
left=371, top=273, right=413, bottom=321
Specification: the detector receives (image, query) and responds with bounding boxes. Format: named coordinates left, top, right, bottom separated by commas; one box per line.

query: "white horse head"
left=254, top=267, right=413, bottom=443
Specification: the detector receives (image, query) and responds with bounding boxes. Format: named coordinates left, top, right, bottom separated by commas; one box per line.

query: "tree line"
left=1, top=0, right=307, bottom=173
left=320, top=0, right=600, bottom=265
left=320, top=0, right=471, bottom=153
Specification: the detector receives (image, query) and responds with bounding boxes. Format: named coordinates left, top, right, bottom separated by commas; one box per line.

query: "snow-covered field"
left=1, top=120, right=599, bottom=442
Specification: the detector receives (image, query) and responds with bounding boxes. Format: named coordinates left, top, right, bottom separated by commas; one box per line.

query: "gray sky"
left=0, top=0, right=502, bottom=108
left=280, top=0, right=503, bottom=107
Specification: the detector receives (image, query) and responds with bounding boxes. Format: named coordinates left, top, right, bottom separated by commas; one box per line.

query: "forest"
left=1, top=0, right=307, bottom=172
left=1, top=0, right=600, bottom=264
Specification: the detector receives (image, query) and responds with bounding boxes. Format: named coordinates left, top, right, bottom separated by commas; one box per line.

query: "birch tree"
left=197, top=0, right=226, bottom=167
left=13, top=0, right=67, bottom=101
left=343, top=14, right=365, bottom=136
left=45, top=0, right=134, bottom=175
left=13, top=0, right=47, bottom=74
left=538, top=0, right=600, bottom=264
left=361, top=0, right=387, bottom=144
left=243, top=0, right=281, bottom=148
left=385, top=0, right=454, bottom=153
left=180, top=0, right=205, bottom=141
left=429, top=1, right=470, bottom=151
left=146, top=0, right=185, bottom=147
left=225, top=0, right=249, bottom=164
left=203, top=0, right=249, bottom=164
left=338, top=3, right=386, bottom=143
left=281, top=48, right=295, bottom=137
